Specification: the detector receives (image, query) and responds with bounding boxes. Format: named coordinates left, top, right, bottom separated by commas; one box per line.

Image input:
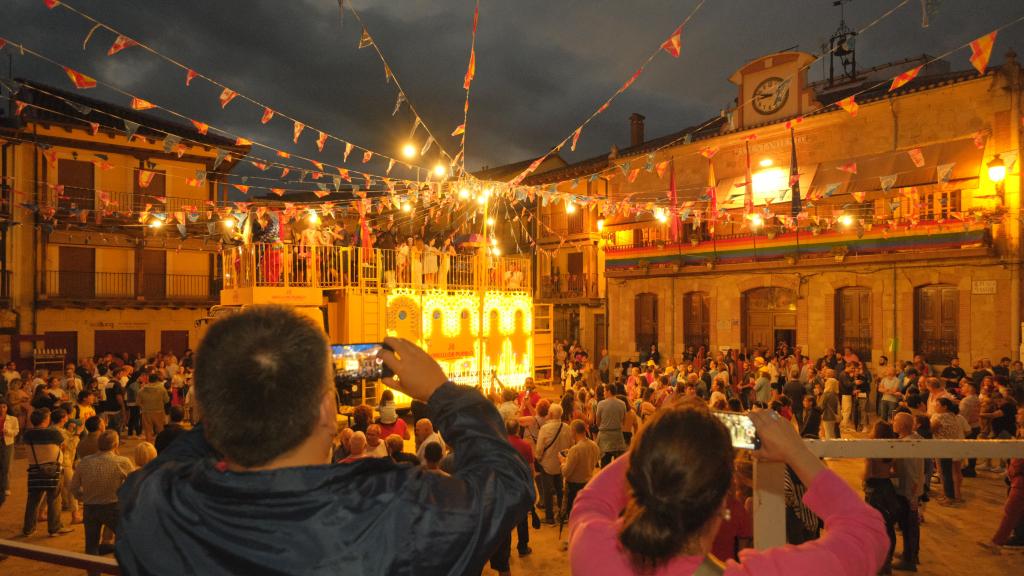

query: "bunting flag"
left=63, top=67, right=97, bottom=89
left=655, top=160, right=670, bottom=179
left=363, top=150, right=373, bottom=164
left=570, top=127, right=582, bottom=152
left=387, top=159, right=395, bottom=174
left=969, top=31, right=997, bottom=75
left=837, top=162, right=858, bottom=175
left=130, top=97, right=155, bottom=111
left=908, top=148, right=925, bottom=167
left=822, top=182, right=841, bottom=198
left=337, top=168, right=351, bottom=182
left=789, top=128, right=801, bottom=217
left=138, top=169, right=156, bottom=189
left=880, top=174, right=898, bottom=192
left=107, top=35, right=139, bottom=56
left=214, top=148, right=228, bottom=169
left=420, top=137, right=433, bottom=156
left=343, top=142, right=354, bottom=162
left=291, top=121, right=306, bottom=143
left=316, top=131, right=328, bottom=152
left=973, top=129, right=989, bottom=149
left=88, top=121, right=100, bottom=135
left=191, top=120, right=208, bottom=135
left=14, top=100, right=28, bottom=116
left=185, top=69, right=198, bottom=86
left=743, top=140, right=754, bottom=215
left=123, top=119, right=140, bottom=140
left=627, top=168, right=640, bottom=183
left=232, top=184, right=250, bottom=194
left=42, top=148, right=58, bottom=169
left=251, top=161, right=268, bottom=171
left=852, top=191, right=867, bottom=203
left=889, top=65, right=922, bottom=92
left=162, top=134, right=182, bottom=154
left=836, top=95, right=859, bottom=117
left=310, top=160, right=324, bottom=172
left=0, top=39, right=7, bottom=50
left=44, top=0, right=60, bottom=9
left=661, top=24, right=683, bottom=58
left=218, top=88, right=238, bottom=108
left=937, top=162, right=955, bottom=184
left=235, top=137, right=252, bottom=146
left=260, top=107, right=274, bottom=124
left=464, top=47, right=476, bottom=90
left=699, top=146, right=718, bottom=159
left=280, top=167, right=290, bottom=178
left=393, top=92, right=405, bottom=116
left=270, top=188, right=285, bottom=197
left=358, top=27, right=373, bottom=49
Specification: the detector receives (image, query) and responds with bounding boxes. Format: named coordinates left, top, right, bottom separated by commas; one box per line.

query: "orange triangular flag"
left=344, top=142, right=353, bottom=162
left=316, top=131, right=328, bottom=152
left=44, top=0, right=60, bottom=9
left=571, top=127, right=582, bottom=152
left=185, top=69, right=198, bottom=86
left=293, top=121, right=305, bottom=143
left=661, top=24, right=683, bottom=58
left=261, top=107, right=274, bottom=124
left=836, top=95, right=859, bottom=117
left=270, top=188, right=285, bottom=197
left=63, top=67, right=96, bottom=89
left=889, top=66, right=922, bottom=92
left=852, top=191, right=866, bottom=203
left=107, top=35, right=139, bottom=56
left=130, top=97, right=155, bottom=111
left=363, top=151, right=373, bottom=164
left=138, top=169, right=156, bottom=189
left=191, top=120, right=208, bottom=135
left=233, top=184, right=250, bottom=194
left=463, top=48, right=476, bottom=90
left=277, top=150, right=291, bottom=159
left=969, top=31, right=997, bottom=75
left=451, top=124, right=465, bottom=137
left=219, top=88, right=237, bottom=108
left=235, top=137, right=252, bottom=146
left=655, top=160, right=670, bottom=179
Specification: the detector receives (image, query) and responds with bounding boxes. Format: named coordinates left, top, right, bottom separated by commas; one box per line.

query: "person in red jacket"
left=980, top=406, right=1024, bottom=553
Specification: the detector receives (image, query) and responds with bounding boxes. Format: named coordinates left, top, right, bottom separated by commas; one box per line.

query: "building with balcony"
left=0, top=80, right=247, bottom=365
left=536, top=48, right=1022, bottom=373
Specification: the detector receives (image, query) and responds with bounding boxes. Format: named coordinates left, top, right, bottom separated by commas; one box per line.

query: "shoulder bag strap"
left=29, top=441, right=40, bottom=466
left=538, top=422, right=565, bottom=461
left=693, top=554, right=726, bottom=576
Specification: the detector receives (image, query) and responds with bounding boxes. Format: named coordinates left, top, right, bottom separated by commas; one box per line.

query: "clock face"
left=752, top=77, right=790, bottom=115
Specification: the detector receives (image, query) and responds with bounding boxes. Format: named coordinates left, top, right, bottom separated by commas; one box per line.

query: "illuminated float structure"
left=217, top=241, right=541, bottom=406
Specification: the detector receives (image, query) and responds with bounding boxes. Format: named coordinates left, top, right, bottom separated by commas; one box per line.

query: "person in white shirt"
left=364, top=424, right=389, bottom=458
left=2, top=362, right=20, bottom=387
left=0, top=400, right=19, bottom=502
left=63, top=365, right=83, bottom=400
left=414, top=418, right=445, bottom=462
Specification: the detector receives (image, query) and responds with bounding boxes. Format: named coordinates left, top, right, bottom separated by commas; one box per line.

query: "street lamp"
left=988, top=154, right=1006, bottom=196
left=401, top=143, right=417, bottom=159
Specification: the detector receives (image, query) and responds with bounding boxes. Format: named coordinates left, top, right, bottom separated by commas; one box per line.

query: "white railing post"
left=752, top=459, right=787, bottom=550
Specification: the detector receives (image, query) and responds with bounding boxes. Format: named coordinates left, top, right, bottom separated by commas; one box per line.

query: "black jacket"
left=116, top=383, right=534, bottom=575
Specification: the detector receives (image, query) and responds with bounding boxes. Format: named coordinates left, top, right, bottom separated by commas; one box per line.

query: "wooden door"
left=915, top=285, right=958, bottom=363
left=44, top=331, right=78, bottom=365
left=160, top=330, right=189, bottom=357
left=141, top=250, right=166, bottom=300
left=836, top=287, right=872, bottom=360
left=94, top=330, right=146, bottom=359
left=635, top=293, right=658, bottom=355
left=58, top=246, right=95, bottom=299
left=683, top=292, right=710, bottom=349
left=593, top=313, right=606, bottom=356
left=58, top=159, right=95, bottom=211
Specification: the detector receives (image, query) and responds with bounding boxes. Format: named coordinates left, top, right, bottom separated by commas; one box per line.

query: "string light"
left=655, top=208, right=668, bottom=223
left=402, top=143, right=417, bottom=159
left=597, top=218, right=605, bottom=232
left=476, top=195, right=487, bottom=205
left=492, top=246, right=501, bottom=256
left=458, top=187, right=471, bottom=200
left=565, top=201, right=576, bottom=214
left=148, top=219, right=163, bottom=229
left=750, top=213, right=764, bottom=228
left=402, top=202, right=413, bottom=213
left=222, top=217, right=235, bottom=229
left=759, top=158, right=773, bottom=167
left=307, top=210, right=320, bottom=225
left=486, top=217, right=495, bottom=226
left=838, top=214, right=854, bottom=227
left=433, top=163, right=447, bottom=178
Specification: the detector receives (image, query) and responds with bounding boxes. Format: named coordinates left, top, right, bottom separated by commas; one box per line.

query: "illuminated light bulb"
left=402, top=202, right=412, bottom=213
left=433, top=163, right=447, bottom=178
left=307, top=210, right=320, bottom=225
left=222, top=218, right=235, bottom=229
left=597, top=218, right=605, bottom=232
left=492, top=246, right=501, bottom=256
left=838, top=214, right=854, bottom=227
left=655, top=208, right=668, bottom=223
left=148, top=219, right=163, bottom=229
left=476, top=194, right=487, bottom=205
left=487, top=217, right=495, bottom=226
left=750, top=213, right=764, bottom=228
left=759, top=158, right=773, bottom=168
left=401, top=143, right=417, bottom=159
left=565, top=201, right=576, bottom=214
left=482, top=187, right=492, bottom=198
left=490, top=237, right=498, bottom=246
left=458, top=187, right=471, bottom=200
left=988, top=154, right=1006, bottom=184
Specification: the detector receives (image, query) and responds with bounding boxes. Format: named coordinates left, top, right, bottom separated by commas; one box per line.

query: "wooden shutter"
left=58, top=159, right=95, bottom=211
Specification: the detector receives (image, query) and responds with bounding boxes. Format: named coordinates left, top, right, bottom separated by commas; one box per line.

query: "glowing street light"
left=655, top=208, right=668, bottom=223
left=458, top=187, right=471, bottom=200
left=433, top=163, right=447, bottom=178
left=148, top=219, right=163, bottom=229
left=492, top=246, right=501, bottom=256
left=565, top=201, right=576, bottom=214
left=486, top=217, right=495, bottom=226
left=222, top=218, right=235, bottom=229
left=401, top=143, right=417, bottom=159
left=597, top=218, right=605, bottom=232
left=838, top=214, right=854, bottom=227
left=307, top=210, right=320, bottom=225
left=749, top=213, right=764, bottom=228
left=759, top=158, right=773, bottom=168
left=402, top=202, right=412, bottom=213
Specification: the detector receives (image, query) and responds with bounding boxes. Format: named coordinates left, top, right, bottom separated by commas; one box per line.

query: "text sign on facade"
left=972, top=280, right=997, bottom=295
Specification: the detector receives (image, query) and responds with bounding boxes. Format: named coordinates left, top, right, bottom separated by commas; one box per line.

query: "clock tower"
left=728, top=51, right=819, bottom=130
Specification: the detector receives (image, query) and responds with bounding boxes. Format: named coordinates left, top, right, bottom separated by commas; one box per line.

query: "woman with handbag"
left=22, top=408, right=73, bottom=537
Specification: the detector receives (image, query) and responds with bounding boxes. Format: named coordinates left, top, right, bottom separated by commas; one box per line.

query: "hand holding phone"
left=378, top=337, right=449, bottom=402
left=712, top=411, right=760, bottom=450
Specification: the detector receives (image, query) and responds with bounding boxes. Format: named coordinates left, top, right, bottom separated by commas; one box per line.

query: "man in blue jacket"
left=116, top=305, right=534, bottom=575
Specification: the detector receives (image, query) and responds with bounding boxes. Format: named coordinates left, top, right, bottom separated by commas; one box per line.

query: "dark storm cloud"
left=3, top=0, right=1023, bottom=174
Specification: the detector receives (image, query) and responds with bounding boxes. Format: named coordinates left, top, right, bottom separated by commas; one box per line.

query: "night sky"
left=2, top=0, right=1023, bottom=176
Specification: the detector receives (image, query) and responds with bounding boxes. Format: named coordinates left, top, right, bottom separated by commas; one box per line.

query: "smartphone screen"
left=713, top=411, right=760, bottom=450
left=331, top=343, right=393, bottom=383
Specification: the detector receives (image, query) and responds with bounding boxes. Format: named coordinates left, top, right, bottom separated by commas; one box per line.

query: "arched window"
left=835, top=287, right=872, bottom=361
left=683, top=292, right=710, bottom=351
left=915, top=285, right=958, bottom=363
left=635, top=292, right=658, bottom=355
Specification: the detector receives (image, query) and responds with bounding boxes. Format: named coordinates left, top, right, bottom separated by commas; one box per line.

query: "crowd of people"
left=0, top=351, right=193, bottom=566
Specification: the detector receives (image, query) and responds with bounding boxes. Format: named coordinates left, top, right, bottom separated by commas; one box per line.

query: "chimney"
left=629, top=113, right=645, bottom=147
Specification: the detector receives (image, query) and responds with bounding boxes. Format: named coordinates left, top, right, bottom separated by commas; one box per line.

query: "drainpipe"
left=892, top=263, right=898, bottom=361
left=32, top=125, right=40, bottom=338
left=1006, top=52, right=1022, bottom=359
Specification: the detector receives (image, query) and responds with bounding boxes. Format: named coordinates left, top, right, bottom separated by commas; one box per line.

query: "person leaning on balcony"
left=116, top=306, right=534, bottom=575
left=569, top=402, right=888, bottom=575
left=137, top=372, right=169, bottom=444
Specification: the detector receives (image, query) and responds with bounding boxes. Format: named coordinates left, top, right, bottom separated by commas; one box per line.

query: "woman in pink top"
left=569, top=403, right=888, bottom=575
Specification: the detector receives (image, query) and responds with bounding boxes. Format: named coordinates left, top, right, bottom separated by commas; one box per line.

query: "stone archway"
left=741, top=286, right=797, bottom=352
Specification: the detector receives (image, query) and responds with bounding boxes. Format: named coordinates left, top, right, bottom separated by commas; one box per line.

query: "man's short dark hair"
left=98, top=430, right=119, bottom=452
left=29, top=409, right=49, bottom=427
left=51, top=408, right=67, bottom=423
left=77, top=390, right=93, bottom=403
left=168, top=406, right=185, bottom=423
left=195, top=305, right=330, bottom=468
left=423, top=441, right=444, bottom=465
left=84, top=416, right=102, bottom=433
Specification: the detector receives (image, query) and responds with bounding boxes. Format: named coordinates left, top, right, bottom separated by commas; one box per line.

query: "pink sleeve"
left=568, top=455, right=635, bottom=574
left=725, top=469, right=888, bottom=576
